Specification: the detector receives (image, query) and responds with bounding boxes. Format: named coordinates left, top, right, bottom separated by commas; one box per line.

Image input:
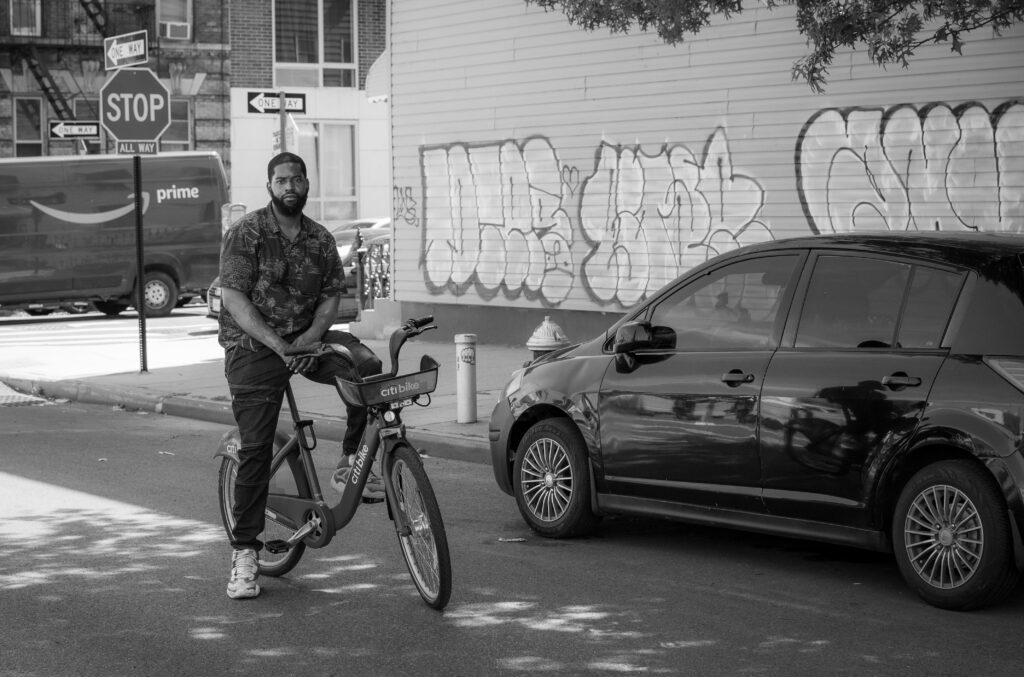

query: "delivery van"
left=0, top=151, right=229, bottom=317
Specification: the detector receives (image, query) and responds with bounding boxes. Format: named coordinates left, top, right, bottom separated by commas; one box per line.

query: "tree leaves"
left=526, top=0, right=1024, bottom=91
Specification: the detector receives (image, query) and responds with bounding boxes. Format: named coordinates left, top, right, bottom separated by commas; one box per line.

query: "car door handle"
left=882, top=372, right=922, bottom=389
left=722, top=369, right=755, bottom=386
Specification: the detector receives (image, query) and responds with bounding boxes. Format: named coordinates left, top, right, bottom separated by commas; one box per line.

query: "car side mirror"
left=613, top=321, right=654, bottom=354
left=613, top=321, right=676, bottom=354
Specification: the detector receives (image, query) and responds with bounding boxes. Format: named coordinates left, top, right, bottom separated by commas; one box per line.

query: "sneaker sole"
left=227, top=584, right=261, bottom=599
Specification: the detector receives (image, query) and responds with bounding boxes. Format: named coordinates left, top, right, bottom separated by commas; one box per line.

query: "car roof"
left=730, top=231, right=1024, bottom=268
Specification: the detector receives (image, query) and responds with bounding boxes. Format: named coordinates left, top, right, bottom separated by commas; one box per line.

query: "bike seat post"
left=283, top=381, right=301, bottom=424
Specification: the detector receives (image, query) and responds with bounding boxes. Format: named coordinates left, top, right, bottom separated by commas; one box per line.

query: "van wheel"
left=892, top=460, right=1021, bottom=611
left=138, top=271, right=178, bottom=317
left=92, top=301, right=127, bottom=316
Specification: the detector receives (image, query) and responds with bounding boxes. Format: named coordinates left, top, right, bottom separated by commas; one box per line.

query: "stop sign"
left=100, top=68, right=171, bottom=141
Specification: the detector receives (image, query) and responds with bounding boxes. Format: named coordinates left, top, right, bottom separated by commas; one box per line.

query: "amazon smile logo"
left=30, top=192, right=151, bottom=225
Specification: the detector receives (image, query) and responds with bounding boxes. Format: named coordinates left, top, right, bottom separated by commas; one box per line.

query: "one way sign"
left=247, top=91, right=306, bottom=114
left=49, top=120, right=101, bottom=139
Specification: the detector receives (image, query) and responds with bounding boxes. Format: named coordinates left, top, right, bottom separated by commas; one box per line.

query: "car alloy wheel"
left=520, top=436, right=573, bottom=523
left=893, top=460, right=1020, bottom=610
left=513, top=419, right=598, bottom=538
left=902, top=484, right=983, bottom=589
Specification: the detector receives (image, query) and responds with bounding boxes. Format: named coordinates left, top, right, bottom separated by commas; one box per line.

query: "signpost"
left=100, top=32, right=163, bottom=372
left=48, top=121, right=100, bottom=140
left=247, top=91, right=306, bottom=114
left=99, top=67, right=171, bottom=154
left=103, top=30, right=149, bottom=70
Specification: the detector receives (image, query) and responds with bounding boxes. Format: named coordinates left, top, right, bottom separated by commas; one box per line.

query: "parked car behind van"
left=490, top=232, right=1024, bottom=611
left=0, top=152, right=229, bottom=317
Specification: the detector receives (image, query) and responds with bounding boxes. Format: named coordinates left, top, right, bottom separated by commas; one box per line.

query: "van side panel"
left=0, top=152, right=228, bottom=312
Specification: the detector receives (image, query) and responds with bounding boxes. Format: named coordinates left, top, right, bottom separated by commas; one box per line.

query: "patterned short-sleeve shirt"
left=218, top=203, right=344, bottom=349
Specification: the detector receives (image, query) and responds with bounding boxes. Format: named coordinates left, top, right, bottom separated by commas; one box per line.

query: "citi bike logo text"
left=351, top=445, right=369, bottom=485
left=380, top=380, right=421, bottom=398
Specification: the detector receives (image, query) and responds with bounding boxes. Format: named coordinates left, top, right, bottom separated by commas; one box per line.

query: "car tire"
left=892, top=459, right=1021, bottom=611
left=513, top=418, right=599, bottom=538
left=137, top=271, right=178, bottom=317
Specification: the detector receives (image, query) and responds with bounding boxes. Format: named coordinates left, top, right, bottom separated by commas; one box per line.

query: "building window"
left=10, top=0, right=41, bottom=36
left=15, top=97, right=43, bottom=156
left=158, top=0, right=192, bottom=41
left=160, top=99, right=192, bottom=151
left=294, top=121, right=357, bottom=223
left=274, top=0, right=356, bottom=88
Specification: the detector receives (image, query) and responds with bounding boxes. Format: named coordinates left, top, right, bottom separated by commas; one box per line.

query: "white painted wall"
left=228, top=87, right=391, bottom=224
left=390, top=0, right=1024, bottom=314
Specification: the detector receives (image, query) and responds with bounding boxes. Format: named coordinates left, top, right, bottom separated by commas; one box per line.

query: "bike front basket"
left=335, top=354, right=439, bottom=407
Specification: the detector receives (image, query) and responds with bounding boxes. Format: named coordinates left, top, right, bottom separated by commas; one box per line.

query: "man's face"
left=267, top=162, right=309, bottom=217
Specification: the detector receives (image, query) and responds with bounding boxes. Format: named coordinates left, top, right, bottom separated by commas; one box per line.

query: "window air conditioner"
left=159, top=21, right=191, bottom=40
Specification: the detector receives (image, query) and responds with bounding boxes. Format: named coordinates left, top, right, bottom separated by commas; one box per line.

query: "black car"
left=489, top=232, right=1024, bottom=611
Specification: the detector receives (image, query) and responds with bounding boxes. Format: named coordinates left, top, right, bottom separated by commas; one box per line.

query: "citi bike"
left=216, top=316, right=452, bottom=610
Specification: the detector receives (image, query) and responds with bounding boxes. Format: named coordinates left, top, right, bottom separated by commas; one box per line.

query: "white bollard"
left=455, top=333, right=477, bottom=423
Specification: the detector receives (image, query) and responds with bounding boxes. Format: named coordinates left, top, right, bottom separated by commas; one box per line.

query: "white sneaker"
left=227, top=548, right=260, bottom=599
left=331, top=453, right=385, bottom=502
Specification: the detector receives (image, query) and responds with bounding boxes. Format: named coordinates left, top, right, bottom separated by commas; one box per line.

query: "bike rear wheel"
left=217, top=441, right=308, bottom=577
left=386, top=444, right=452, bottom=610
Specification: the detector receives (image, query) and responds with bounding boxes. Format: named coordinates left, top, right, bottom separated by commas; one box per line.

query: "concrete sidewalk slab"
left=1, top=336, right=531, bottom=466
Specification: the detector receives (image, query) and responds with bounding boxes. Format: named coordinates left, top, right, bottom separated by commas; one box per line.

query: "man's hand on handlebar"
left=282, top=341, right=331, bottom=375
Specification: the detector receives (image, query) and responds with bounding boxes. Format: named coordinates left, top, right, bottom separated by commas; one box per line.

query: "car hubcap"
left=521, top=438, right=572, bottom=523
left=904, top=484, right=983, bottom=589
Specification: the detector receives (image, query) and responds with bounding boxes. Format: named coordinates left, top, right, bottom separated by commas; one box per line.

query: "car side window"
left=649, top=255, right=798, bottom=351
left=795, top=255, right=909, bottom=349
left=897, top=267, right=963, bottom=349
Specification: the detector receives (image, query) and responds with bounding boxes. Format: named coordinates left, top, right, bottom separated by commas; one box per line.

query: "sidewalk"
left=0, top=333, right=532, bottom=466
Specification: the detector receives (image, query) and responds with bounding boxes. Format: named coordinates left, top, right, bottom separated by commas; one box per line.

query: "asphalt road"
left=2, top=401, right=1023, bottom=676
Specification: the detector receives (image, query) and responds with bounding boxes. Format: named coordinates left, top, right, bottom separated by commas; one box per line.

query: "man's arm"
left=293, top=295, right=341, bottom=348
left=220, top=287, right=291, bottom=358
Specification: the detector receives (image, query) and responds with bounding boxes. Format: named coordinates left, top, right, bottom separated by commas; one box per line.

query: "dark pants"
left=225, top=329, right=382, bottom=551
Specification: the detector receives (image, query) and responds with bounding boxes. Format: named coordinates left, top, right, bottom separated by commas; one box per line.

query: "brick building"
left=1, top=0, right=390, bottom=220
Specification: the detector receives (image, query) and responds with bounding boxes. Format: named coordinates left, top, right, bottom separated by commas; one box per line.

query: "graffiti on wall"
left=797, top=101, right=1024, bottom=233
left=416, top=99, right=1023, bottom=310
left=419, top=129, right=770, bottom=308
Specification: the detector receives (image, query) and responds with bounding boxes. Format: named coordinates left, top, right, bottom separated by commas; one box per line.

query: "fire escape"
left=12, top=1, right=146, bottom=122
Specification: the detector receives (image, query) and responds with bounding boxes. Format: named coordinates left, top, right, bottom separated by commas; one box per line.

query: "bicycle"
left=215, top=316, right=453, bottom=610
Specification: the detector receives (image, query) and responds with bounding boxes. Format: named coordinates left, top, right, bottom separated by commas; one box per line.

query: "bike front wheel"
left=386, top=444, right=452, bottom=610
left=217, top=434, right=307, bottom=577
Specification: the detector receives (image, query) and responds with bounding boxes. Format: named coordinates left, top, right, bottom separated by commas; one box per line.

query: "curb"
left=2, top=377, right=489, bottom=466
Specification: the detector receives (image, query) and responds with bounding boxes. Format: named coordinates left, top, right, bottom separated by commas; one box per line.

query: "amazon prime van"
left=0, top=151, right=229, bottom=317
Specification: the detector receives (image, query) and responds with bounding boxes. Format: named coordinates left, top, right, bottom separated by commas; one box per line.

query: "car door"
left=598, top=253, right=802, bottom=511
left=759, top=254, right=964, bottom=528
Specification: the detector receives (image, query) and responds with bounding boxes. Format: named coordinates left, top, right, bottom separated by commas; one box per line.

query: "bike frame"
left=260, top=381, right=416, bottom=551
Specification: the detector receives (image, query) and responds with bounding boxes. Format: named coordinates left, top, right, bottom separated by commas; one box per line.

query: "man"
left=218, top=152, right=382, bottom=600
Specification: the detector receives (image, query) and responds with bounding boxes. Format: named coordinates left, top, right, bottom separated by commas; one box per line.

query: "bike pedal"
left=264, top=539, right=291, bottom=554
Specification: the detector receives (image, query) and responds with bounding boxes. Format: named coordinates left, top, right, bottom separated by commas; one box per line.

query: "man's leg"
left=308, top=331, right=383, bottom=498
left=225, top=345, right=290, bottom=549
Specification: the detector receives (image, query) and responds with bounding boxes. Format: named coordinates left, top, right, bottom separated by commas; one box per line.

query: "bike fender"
left=213, top=427, right=290, bottom=461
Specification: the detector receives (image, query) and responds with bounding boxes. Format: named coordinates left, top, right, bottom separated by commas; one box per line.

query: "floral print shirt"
left=218, top=203, right=344, bottom=349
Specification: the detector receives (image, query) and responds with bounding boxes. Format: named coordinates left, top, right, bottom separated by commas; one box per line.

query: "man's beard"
left=271, top=190, right=308, bottom=217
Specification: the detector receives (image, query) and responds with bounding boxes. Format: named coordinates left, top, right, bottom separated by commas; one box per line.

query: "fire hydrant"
left=526, top=316, right=570, bottom=360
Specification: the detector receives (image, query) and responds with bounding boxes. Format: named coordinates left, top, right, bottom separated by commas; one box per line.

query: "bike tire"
left=217, top=451, right=307, bottom=577
left=385, top=444, right=452, bottom=610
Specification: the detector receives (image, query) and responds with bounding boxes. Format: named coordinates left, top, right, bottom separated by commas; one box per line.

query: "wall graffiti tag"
left=797, top=101, right=1024, bottom=233
left=414, top=99, right=1023, bottom=311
